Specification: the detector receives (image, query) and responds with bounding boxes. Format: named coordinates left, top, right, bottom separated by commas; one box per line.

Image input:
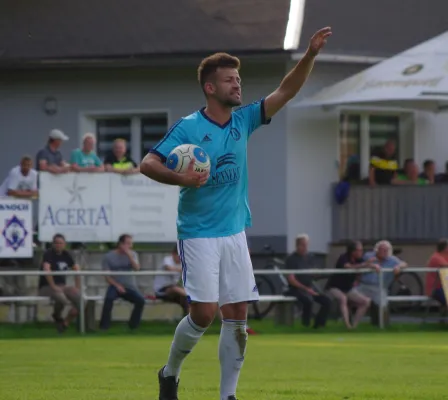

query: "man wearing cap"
left=36, top=129, right=71, bottom=174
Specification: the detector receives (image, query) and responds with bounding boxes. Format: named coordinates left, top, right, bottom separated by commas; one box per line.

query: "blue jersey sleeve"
left=236, top=98, right=271, bottom=138
left=149, top=119, right=187, bottom=162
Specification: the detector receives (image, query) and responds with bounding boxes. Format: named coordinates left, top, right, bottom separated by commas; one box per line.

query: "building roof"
left=298, top=0, right=448, bottom=58
left=0, top=0, right=290, bottom=64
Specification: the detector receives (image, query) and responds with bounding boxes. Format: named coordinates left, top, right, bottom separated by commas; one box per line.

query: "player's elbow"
left=140, top=154, right=161, bottom=177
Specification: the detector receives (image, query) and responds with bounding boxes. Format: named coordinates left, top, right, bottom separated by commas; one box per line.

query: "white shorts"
left=177, top=231, right=259, bottom=307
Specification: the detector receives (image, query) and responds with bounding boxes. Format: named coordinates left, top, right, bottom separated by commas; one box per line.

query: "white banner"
left=38, top=173, right=178, bottom=243
left=0, top=198, right=33, bottom=258
left=110, top=174, right=178, bottom=242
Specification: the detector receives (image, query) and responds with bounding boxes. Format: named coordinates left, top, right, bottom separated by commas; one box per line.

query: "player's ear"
left=204, top=82, right=215, bottom=95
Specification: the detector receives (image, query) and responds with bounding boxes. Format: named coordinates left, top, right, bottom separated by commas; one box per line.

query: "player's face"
left=212, top=68, right=242, bottom=107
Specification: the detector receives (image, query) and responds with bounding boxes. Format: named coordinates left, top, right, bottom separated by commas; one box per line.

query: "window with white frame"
left=96, top=118, right=132, bottom=159
left=338, top=112, right=414, bottom=180
left=339, top=114, right=361, bottom=179
left=95, top=113, right=168, bottom=162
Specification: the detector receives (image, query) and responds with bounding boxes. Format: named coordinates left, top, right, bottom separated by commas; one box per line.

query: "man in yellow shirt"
left=104, top=139, right=139, bottom=174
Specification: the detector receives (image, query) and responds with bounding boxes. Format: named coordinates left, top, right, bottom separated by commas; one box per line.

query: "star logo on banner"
left=66, top=175, right=87, bottom=206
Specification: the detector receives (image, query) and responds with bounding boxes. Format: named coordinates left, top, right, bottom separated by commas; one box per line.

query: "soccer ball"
left=166, top=144, right=211, bottom=174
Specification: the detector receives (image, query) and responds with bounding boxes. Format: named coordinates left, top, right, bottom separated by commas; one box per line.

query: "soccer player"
left=140, top=27, right=332, bottom=400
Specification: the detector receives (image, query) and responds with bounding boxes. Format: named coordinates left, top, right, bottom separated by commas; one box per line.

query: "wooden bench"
left=0, top=294, right=299, bottom=326
left=0, top=294, right=168, bottom=323
left=3, top=293, right=443, bottom=327
left=257, top=295, right=297, bottom=326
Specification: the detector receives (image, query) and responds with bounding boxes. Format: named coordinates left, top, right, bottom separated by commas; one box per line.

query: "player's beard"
left=221, top=96, right=242, bottom=108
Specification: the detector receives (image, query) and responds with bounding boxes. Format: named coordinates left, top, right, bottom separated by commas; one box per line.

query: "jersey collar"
left=200, top=107, right=232, bottom=129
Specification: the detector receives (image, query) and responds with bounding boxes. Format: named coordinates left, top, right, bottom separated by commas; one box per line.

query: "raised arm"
left=263, top=27, right=332, bottom=119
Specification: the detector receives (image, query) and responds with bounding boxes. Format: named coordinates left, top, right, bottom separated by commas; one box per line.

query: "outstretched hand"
left=180, top=158, right=209, bottom=188
left=308, top=27, right=332, bottom=56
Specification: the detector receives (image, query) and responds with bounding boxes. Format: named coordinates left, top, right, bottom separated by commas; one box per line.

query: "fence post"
left=378, top=269, right=384, bottom=329
left=79, top=274, right=85, bottom=335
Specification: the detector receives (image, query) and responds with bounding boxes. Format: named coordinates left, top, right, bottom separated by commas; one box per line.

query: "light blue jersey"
left=70, top=148, right=102, bottom=168
left=150, top=99, right=270, bottom=240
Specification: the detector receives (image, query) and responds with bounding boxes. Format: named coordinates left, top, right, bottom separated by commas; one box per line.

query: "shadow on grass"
left=0, top=317, right=447, bottom=340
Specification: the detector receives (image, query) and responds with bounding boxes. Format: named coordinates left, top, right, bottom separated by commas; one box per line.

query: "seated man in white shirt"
left=0, top=156, right=38, bottom=198
left=153, top=246, right=188, bottom=315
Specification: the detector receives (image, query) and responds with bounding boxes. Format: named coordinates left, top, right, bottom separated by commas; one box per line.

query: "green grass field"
left=0, top=321, right=447, bottom=400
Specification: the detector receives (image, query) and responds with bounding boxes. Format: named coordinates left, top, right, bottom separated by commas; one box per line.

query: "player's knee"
left=189, top=303, right=217, bottom=328
left=221, top=302, right=247, bottom=321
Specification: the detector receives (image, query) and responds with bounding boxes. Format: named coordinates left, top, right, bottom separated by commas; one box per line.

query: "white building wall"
left=414, top=112, right=448, bottom=171
left=286, top=62, right=371, bottom=253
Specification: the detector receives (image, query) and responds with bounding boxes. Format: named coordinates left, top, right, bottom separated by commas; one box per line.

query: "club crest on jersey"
left=230, top=128, right=241, bottom=141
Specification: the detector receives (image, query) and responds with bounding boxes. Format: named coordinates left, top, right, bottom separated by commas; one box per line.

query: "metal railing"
left=0, top=267, right=443, bottom=332
left=332, top=184, right=448, bottom=241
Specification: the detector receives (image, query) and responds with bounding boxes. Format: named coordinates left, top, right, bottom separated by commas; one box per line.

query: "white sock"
left=163, top=315, right=207, bottom=379
left=219, top=319, right=247, bottom=400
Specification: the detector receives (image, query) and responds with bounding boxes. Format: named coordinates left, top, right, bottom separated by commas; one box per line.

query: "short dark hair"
left=21, top=155, right=32, bottom=163
left=52, top=233, right=65, bottom=242
left=117, top=234, right=132, bottom=245
left=172, top=245, right=178, bottom=255
left=423, top=159, right=434, bottom=169
left=346, top=240, right=361, bottom=256
left=437, top=239, right=448, bottom=252
left=197, top=52, right=241, bottom=91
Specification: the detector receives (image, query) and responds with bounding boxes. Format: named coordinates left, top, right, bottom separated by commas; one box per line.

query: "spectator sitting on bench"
left=326, top=241, right=376, bottom=329
left=284, top=234, right=331, bottom=329
left=38, top=233, right=81, bottom=333
left=357, top=240, right=408, bottom=325
left=426, top=239, right=448, bottom=310
left=99, top=234, right=145, bottom=331
left=153, top=245, right=188, bottom=316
